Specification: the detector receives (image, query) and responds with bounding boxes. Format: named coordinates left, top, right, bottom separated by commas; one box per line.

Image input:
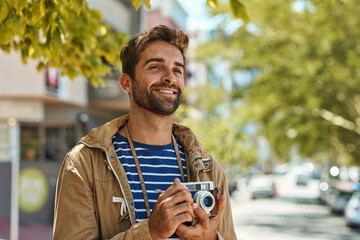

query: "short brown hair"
left=120, top=25, right=189, bottom=80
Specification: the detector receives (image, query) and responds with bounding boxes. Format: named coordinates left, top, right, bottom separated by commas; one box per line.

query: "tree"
left=175, top=84, right=258, bottom=175
left=0, top=0, right=249, bottom=87
left=196, top=0, right=360, bottom=166
left=0, top=0, right=131, bottom=87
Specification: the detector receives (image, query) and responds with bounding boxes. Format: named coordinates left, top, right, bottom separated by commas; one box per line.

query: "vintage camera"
left=181, top=181, right=215, bottom=214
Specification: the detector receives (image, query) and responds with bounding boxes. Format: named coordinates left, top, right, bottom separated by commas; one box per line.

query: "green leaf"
left=36, top=62, right=46, bottom=71
left=143, top=0, right=151, bottom=9
left=206, top=0, right=219, bottom=9
left=132, top=0, right=142, bottom=11
left=6, top=0, right=16, bottom=8
left=230, top=0, right=249, bottom=23
left=11, top=0, right=27, bottom=12
left=0, top=43, right=11, bottom=53
left=0, top=0, right=10, bottom=23
left=28, top=45, right=35, bottom=57
left=0, top=23, right=12, bottom=44
left=40, top=0, right=46, bottom=17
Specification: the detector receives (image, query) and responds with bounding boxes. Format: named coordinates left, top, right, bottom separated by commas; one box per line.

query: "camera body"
left=181, top=181, right=215, bottom=214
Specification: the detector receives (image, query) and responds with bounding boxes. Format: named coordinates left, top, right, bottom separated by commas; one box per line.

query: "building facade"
left=0, top=0, right=141, bottom=235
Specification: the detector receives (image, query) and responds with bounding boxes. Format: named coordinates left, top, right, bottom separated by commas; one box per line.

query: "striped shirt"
left=112, top=133, right=187, bottom=239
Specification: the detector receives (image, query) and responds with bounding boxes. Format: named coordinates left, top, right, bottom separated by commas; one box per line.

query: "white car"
left=248, top=176, right=276, bottom=199
left=345, top=191, right=360, bottom=228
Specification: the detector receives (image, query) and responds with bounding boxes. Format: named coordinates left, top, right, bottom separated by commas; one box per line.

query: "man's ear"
left=119, top=73, right=132, bottom=93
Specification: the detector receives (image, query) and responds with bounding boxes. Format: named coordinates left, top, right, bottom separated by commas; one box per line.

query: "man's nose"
left=161, top=68, right=177, bottom=84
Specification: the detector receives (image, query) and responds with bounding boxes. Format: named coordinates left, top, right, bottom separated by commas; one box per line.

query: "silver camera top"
left=181, top=181, right=215, bottom=215
left=181, top=181, right=214, bottom=191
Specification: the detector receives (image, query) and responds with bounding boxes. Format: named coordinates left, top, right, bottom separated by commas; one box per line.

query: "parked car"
left=248, top=176, right=276, bottom=199
left=330, top=190, right=353, bottom=214
left=296, top=173, right=310, bottom=186
left=345, top=191, right=360, bottom=228
left=228, top=178, right=238, bottom=197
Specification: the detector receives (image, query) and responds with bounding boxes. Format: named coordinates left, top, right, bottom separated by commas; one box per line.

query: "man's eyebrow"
left=175, top=62, right=185, bottom=70
left=143, top=58, right=164, bottom=66
left=144, top=58, right=185, bottom=69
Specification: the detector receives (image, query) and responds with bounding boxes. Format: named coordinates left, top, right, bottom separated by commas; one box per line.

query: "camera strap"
left=124, top=123, right=185, bottom=218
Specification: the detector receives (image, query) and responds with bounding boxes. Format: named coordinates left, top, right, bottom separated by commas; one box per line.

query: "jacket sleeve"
left=110, top=220, right=152, bottom=240
left=53, top=152, right=152, bottom=240
left=212, top=157, right=237, bottom=240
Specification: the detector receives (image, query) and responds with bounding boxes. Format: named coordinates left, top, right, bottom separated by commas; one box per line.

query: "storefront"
left=0, top=61, right=88, bottom=237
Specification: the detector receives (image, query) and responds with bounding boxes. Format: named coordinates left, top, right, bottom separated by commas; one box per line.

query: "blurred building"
left=0, top=0, right=141, bottom=237
left=0, top=0, right=141, bottom=164
left=143, top=0, right=186, bottom=30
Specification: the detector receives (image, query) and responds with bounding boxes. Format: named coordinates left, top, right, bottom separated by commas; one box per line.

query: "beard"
left=132, top=81, right=183, bottom=116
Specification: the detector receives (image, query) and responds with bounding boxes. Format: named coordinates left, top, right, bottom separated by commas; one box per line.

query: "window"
left=21, top=124, right=77, bottom=162
left=21, top=126, right=40, bottom=162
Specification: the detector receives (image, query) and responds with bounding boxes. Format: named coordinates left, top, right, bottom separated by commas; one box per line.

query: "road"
left=230, top=174, right=360, bottom=240
left=231, top=197, right=360, bottom=240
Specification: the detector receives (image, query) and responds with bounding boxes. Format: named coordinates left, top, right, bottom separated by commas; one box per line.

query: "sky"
left=178, top=0, right=245, bottom=37
left=177, top=0, right=213, bottom=31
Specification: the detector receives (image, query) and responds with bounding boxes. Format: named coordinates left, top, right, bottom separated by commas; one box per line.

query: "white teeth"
left=158, top=90, right=174, bottom=94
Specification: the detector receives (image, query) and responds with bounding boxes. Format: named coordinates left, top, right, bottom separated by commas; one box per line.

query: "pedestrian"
left=53, top=25, right=236, bottom=240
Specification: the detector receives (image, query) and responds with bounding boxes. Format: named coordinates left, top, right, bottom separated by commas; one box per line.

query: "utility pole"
left=9, top=118, right=20, bottom=240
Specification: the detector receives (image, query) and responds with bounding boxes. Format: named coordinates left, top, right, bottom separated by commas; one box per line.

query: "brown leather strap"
left=125, top=124, right=151, bottom=218
left=172, top=134, right=185, bottom=182
left=124, top=123, right=185, bottom=218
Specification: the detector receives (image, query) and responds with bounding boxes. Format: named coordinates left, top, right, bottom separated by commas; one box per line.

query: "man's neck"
left=121, top=109, right=174, bottom=146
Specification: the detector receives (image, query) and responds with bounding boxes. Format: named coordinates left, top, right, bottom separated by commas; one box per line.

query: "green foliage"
left=0, top=0, right=128, bottom=87
left=198, top=0, right=360, bottom=166
left=229, top=0, right=249, bottom=23
left=175, top=84, right=258, bottom=175
left=0, top=0, right=250, bottom=88
left=132, top=0, right=151, bottom=11
left=207, top=0, right=220, bottom=9
left=206, top=0, right=249, bottom=23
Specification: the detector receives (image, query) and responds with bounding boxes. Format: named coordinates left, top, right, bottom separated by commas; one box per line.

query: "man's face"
left=131, top=40, right=185, bottom=116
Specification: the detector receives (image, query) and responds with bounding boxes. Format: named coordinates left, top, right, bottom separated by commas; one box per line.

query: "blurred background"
left=0, top=0, right=360, bottom=239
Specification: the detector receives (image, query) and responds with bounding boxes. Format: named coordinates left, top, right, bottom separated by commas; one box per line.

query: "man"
left=53, top=25, right=237, bottom=240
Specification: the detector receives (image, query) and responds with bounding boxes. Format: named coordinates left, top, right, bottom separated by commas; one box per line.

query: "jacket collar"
left=80, top=115, right=129, bottom=151
left=80, top=114, right=213, bottom=178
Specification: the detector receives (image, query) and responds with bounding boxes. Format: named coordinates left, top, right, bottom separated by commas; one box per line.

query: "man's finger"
left=193, top=203, right=209, bottom=224
left=211, top=195, right=226, bottom=220
left=160, top=189, right=194, bottom=210
left=157, top=178, right=190, bottom=201
left=172, top=201, right=196, bottom=218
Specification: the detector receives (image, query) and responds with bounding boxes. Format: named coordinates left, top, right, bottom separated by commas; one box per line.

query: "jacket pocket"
left=112, top=196, right=130, bottom=223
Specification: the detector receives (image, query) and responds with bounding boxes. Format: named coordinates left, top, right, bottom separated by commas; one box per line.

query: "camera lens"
left=194, top=191, right=215, bottom=213
left=203, top=195, right=213, bottom=208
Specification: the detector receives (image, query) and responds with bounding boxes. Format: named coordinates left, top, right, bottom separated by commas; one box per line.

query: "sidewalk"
left=0, top=217, right=52, bottom=240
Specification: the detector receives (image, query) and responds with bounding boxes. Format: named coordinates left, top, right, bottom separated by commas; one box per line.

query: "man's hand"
left=175, top=191, right=226, bottom=240
left=148, top=178, right=196, bottom=240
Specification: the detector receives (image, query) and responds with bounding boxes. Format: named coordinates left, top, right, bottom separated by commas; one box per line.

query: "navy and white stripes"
left=112, top=133, right=187, bottom=228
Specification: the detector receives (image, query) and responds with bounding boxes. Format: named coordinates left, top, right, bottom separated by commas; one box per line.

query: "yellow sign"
left=19, top=168, right=49, bottom=213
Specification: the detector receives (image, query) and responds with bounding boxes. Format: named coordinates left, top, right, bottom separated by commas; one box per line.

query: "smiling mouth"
left=155, top=89, right=178, bottom=95
left=154, top=89, right=178, bottom=95
left=151, top=83, right=180, bottom=95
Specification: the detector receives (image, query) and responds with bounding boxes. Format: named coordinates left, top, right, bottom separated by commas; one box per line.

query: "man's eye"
left=174, top=69, right=183, bottom=75
left=150, top=65, right=160, bottom=70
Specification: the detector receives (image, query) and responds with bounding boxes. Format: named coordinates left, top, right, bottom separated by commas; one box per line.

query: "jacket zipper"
left=80, top=141, right=134, bottom=225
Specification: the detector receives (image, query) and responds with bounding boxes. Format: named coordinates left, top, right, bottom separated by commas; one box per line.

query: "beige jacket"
left=53, top=115, right=237, bottom=240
